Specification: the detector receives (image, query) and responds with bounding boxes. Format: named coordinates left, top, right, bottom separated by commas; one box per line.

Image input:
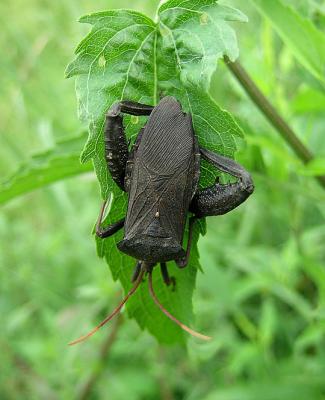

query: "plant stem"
left=157, top=348, right=175, bottom=400
left=224, top=56, right=325, bottom=190
left=77, top=313, right=123, bottom=400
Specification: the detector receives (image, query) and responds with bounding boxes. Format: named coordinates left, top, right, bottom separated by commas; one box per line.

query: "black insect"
left=70, top=97, right=254, bottom=345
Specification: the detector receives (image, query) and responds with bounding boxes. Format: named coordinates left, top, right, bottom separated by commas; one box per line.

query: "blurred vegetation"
left=1, top=0, right=325, bottom=399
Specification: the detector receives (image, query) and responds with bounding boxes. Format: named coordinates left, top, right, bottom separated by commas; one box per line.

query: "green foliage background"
left=1, top=0, right=325, bottom=399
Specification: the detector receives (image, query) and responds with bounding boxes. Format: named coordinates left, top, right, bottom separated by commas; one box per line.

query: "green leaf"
left=299, top=158, right=325, bottom=176
left=250, top=0, right=325, bottom=84
left=0, top=134, right=92, bottom=205
left=292, top=88, right=325, bottom=114
left=158, top=0, right=247, bottom=90
left=67, top=2, right=245, bottom=344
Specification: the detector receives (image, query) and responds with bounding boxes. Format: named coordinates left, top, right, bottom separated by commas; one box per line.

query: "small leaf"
left=251, top=0, right=325, bottom=84
left=0, top=134, right=92, bottom=205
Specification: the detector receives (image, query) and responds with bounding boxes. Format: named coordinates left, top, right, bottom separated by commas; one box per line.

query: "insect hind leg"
left=190, top=147, right=254, bottom=217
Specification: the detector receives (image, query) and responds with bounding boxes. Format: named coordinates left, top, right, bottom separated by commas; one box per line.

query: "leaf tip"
left=80, top=146, right=93, bottom=164
left=78, top=14, right=92, bottom=24
left=64, top=61, right=76, bottom=79
left=64, top=67, right=71, bottom=79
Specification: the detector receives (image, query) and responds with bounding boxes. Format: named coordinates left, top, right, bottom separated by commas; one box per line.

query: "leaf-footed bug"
left=70, top=97, right=254, bottom=345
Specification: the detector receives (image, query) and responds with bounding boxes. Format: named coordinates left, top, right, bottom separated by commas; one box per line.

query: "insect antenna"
left=147, top=271, right=212, bottom=341
left=69, top=266, right=145, bottom=346
left=96, top=200, right=108, bottom=230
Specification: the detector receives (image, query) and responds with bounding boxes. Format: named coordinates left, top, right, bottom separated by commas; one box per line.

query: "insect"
left=70, top=97, right=254, bottom=345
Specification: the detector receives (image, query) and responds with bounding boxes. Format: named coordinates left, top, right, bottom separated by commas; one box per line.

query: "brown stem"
left=224, top=56, right=325, bottom=190
left=77, top=313, right=123, bottom=400
left=157, top=348, right=175, bottom=400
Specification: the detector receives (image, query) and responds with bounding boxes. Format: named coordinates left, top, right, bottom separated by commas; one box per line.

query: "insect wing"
left=124, top=97, right=196, bottom=243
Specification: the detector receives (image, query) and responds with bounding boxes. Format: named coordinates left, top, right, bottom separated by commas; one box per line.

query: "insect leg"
left=96, top=200, right=125, bottom=239
left=117, top=101, right=154, bottom=116
left=190, top=148, right=254, bottom=218
left=105, top=101, right=154, bottom=191
left=96, top=219, right=125, bottom=239
left=160, top=263, right=176, bottom=288
left=176, top=217, right=197, bottom=268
